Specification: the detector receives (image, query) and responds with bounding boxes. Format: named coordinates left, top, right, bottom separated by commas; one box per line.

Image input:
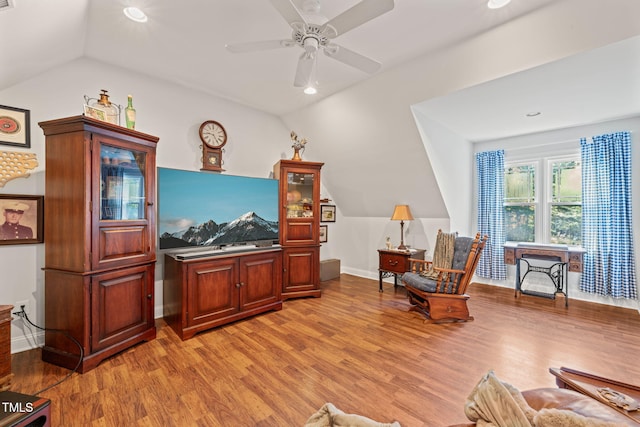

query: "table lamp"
left=391, top=204, right=414, bottom=250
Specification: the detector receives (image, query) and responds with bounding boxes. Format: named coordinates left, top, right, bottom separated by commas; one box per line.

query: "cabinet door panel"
left=240, top=253, right=282, bottom=311
left=187, top=259, right=239, bottom=326
left=96, top=224, right=149, bottom=267
left=283, top=247, right=319, bottom=292
left=92, top=134, right=156, bottom=270
left=284, top=221, right=314, bottom=244
left=91, top=265, right=153, bottom=352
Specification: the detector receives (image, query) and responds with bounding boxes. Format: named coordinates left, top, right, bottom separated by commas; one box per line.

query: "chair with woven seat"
left=402, top=230, right=488, bottom=323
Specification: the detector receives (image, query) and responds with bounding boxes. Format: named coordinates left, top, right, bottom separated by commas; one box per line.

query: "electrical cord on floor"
left=13, top=306, right=84, bottom=395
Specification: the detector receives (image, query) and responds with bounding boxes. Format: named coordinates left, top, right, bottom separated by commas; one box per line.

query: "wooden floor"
left=10, top=274, right=640, bottom=426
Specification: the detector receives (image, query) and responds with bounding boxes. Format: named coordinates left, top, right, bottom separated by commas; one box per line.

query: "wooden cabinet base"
left=41, top=327, right=156, bottom=373
left=164, top=248, right=283, bottom=340
left=43, top=265, right=156, bottom=373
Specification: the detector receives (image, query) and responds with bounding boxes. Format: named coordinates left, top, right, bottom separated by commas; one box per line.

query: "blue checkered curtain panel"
left=476, top=150, right=506, bottom=280
left=580, top=131, right=637, bottom=299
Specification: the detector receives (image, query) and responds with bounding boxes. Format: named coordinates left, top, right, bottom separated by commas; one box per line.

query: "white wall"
left=0, top=58, right=292, bottom=353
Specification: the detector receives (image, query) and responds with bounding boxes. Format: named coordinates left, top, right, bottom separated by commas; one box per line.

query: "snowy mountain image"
left=160, top=211, right=278, bottom=249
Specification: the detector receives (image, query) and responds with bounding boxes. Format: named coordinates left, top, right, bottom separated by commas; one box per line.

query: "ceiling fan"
left=225, top=0, right=395, bottom=90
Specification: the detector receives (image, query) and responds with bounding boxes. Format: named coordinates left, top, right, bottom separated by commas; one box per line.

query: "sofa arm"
left=448, top=388, right=634, bottom=426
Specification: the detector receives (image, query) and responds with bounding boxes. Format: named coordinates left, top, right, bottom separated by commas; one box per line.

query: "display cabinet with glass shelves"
left=274, top=159, right=324, bottom=299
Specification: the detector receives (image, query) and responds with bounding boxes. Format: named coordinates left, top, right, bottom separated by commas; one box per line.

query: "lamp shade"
left=391, top=205, right=414, bottom=221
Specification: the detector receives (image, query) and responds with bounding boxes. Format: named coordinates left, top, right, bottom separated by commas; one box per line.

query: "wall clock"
left=199, top=120, right=226, bottom=172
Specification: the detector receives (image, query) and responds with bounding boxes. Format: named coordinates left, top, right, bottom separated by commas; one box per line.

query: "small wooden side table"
left=0, top=306, right=12, bottom=392
left=0, top=391, right=51, bottom=427
left=378, top=249, right=425, bottom=292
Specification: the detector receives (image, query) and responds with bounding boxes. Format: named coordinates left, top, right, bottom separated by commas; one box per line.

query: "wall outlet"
left=15, top=299, right=29, bottom=315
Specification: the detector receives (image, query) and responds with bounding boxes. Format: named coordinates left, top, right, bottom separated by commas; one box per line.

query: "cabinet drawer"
left=504, top=247, right=515, bottom=265
left=379, top=253, right=408, bottom=274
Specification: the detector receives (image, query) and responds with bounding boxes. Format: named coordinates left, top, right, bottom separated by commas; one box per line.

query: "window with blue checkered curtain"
left=476, top=150, right=506, bottom=280
left=580, top=131, right=637, bottom=299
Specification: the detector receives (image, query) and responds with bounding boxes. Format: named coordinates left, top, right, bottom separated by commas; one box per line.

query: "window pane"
left=551, top=160, right=581, bottom=203
left=505, top=164, right=535, bottom=203
left=505, top=205, right=535, bottom=242
left=550, top=205, right=582, bottom=245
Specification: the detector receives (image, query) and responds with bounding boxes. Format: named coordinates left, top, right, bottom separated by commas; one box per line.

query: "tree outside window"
left=549, top=160, right=581, bottom=245
left=504, top=163, right=536, bottom=242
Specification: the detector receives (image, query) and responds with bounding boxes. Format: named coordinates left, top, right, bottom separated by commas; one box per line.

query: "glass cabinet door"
left=100, top=145, right=146, bottom=221
left=285, top=171, right=315, bottom=219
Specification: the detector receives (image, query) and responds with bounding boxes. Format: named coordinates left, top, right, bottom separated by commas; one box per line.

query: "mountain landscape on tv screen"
left=160, top=211, right=278, bottom=249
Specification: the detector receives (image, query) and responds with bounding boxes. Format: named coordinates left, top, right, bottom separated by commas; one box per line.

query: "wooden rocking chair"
left=402, top=231, right=488, bottom=323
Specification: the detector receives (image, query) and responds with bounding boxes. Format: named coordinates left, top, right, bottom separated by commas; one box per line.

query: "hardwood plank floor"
left=10, top=274, right=640, bottom=426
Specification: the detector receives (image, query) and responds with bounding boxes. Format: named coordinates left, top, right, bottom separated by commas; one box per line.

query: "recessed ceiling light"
left=487, top=0, right=511, bottom=9
left=123, top=6, right=148, bottom=23
left=304, top=86, right=317, bottom=95
left=526, top=111, right=541, bottom=117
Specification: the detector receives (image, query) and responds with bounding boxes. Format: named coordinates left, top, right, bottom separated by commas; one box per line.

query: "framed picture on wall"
left=0, top=194, right=44, bottom=245
left=319, top=225, right=328, bottom=243
left=320, top=204, right=336, bottom=222
left=0, top=105, right=31, bottom=148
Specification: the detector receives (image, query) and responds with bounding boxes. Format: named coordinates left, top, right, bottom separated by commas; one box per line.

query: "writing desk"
left=503, top=242, right=585, bottom=307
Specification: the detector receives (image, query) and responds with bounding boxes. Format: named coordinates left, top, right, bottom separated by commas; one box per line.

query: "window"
left=504, top=163, right=536, bottom=242
left=504, top=156, right=581, bottom=245
left=549, top=159, right=581, bottom=245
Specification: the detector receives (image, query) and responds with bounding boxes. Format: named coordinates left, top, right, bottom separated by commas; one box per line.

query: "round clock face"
left=199, top=120, right=227, bottom=148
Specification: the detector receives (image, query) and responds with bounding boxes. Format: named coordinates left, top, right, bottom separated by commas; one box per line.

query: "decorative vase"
left=84, top=89, right=121, bottom=125
left=292, top=146, right=302, bottom=161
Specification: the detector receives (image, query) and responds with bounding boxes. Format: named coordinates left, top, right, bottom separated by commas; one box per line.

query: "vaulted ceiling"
left=2, top=0, right=639, bottom=221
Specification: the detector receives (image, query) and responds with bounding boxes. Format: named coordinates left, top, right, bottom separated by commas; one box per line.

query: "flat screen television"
left=158, top=167, right=279, bottom=250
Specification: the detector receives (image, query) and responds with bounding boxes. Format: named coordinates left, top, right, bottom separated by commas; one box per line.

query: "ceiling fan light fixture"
left=123, top=6, right=148, bottom=23
left=487, top=0, right=511, bottom=9
left=304, top=85, right=317, bottom=95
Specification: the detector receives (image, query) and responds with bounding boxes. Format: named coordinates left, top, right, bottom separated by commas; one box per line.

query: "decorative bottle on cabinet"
left=273, top=159, right=324, bottom=299
left=39, top=115, right=158, bottom=373
left=125, top=94, right=136, bottom=129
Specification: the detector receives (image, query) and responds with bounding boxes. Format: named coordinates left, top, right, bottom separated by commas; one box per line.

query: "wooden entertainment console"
left=163, top=247, right=283, bottom=340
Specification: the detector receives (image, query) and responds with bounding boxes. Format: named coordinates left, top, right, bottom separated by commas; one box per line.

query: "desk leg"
left=515, top=258, right=521, bottom=298
left=563, top=264, right=569, bottom=307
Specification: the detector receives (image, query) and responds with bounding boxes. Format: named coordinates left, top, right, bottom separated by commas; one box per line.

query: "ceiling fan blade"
left=294, top=53, right=316, bottom=87
left=323, top=44, right=381, bottom=74
left=225, top=39, right=295, bottom=53
left=322, top=0, right=394, bottom=37
left=269, top=0, right=307, bottom=28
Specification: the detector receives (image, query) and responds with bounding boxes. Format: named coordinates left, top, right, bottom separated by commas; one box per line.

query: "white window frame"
left=505, top=151, right=581, bottom=244
left=504, top=160, right=539, bottom=242
left=545, top=155, right=582, bottom=244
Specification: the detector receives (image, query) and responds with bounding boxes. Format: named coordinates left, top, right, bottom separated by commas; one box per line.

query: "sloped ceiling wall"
left=281, top=0, right=640, bottom=222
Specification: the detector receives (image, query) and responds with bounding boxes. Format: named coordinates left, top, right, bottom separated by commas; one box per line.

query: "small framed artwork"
left=0, top=194, right=44, bottom=245
left=320, top=204, right=336, bottom=222
left=0, top=105, right=31, bottom=148
left=319, top=225, right=328, bottom=243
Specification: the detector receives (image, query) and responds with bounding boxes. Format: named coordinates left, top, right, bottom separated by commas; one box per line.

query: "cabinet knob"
left=147, top=294, right=152, bottom=299
left=236, top=283, right=241, bottom=288
left=147, top=201, right=154, bottom=206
